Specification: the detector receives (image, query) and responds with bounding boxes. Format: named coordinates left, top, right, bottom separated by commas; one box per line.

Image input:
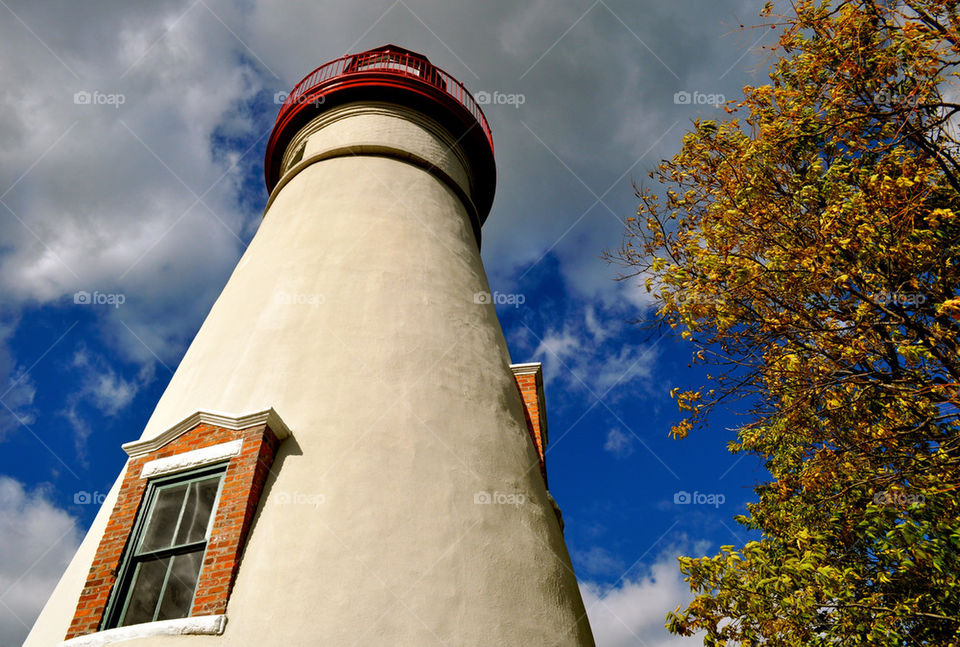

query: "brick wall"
left=514, top=371, right=547, bottom=485
left=65, top=422, right=281, bottom=639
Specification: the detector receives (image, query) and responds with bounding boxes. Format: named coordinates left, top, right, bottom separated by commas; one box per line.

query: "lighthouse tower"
left=27, top=45, right=595, bottom=646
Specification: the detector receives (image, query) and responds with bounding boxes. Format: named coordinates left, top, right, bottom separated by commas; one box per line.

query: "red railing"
left=276, top=49, right=493, bottom=152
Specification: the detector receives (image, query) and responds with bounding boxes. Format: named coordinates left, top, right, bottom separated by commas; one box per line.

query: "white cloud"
left=0, top=477, right=82, bottom=647
left=534, top=328, right=581, bottom=364
left=604, top=428, right=636, bottom=458
left=70, top=349, right=139, bottom=417
left=575, top=545, right=627, bottom=577
left=580, top=550, right=705, bottom=647
left=533, top=308, right=658, bottom=397
left=585, top=306, right=612, bottom=343
left=0, top=318, right=38, bottom=439
left=61, top=348, right=145, bottom=452
left=59, top=404, right=92, bottom=453
left=593, top=344, right=657, bottom=394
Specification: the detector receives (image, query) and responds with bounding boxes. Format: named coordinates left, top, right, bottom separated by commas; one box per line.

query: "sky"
left=0, top=1, right=781, bottom=645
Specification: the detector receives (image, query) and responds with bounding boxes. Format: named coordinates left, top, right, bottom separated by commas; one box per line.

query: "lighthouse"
left=27, top=45, right=595, bottom=646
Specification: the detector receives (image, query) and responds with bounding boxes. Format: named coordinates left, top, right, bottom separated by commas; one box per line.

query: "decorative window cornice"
left=509, top=361, right=542, bottom=376
left=122, top=408, right=290, bottom=457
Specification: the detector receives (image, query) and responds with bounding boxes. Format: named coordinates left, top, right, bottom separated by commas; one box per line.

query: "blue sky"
left=0, top=2, right=779, bottom=645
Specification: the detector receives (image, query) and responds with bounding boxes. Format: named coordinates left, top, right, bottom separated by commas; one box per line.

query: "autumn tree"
left=611, top=1, right=960, bottom=644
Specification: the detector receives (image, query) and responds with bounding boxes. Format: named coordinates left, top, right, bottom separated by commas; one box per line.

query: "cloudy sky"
left=0, top=1, right=779, bottom=645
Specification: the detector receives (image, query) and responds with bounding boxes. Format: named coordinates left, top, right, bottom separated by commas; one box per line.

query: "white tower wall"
left=27, top=102, right=594, bottom=646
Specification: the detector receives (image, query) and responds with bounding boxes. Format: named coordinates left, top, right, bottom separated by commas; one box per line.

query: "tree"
left=611, top=1, right=960, bottom=644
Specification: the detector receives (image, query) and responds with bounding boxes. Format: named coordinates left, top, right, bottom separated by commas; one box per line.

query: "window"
left=352, top=54, right=424, bottom=77
left=342, top=50, right=444, bottom=90
left=65, top=415, right=288, bottom=641
left=103, top=467, right=225, bottom=629
left=288, top=141, right=306, bottom=170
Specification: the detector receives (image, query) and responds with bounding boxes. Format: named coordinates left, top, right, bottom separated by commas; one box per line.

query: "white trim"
left=140, top=440, right=243, bottom=478
left=59, top=615, right=226, bottom=646
left=123, top=408, right=290, bottom=458
left=509, top=363, right=549, bottom=447
left=509, top=362, right=542, bottom=376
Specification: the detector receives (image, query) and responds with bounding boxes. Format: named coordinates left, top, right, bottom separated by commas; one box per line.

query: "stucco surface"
left=28, top=106, right=594, bottom=646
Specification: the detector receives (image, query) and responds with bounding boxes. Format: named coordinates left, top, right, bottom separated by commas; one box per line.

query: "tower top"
left=264, top=45, right=496, bottom=220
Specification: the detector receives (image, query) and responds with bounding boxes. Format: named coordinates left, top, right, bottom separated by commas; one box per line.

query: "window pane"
left=156, top=550, right=203, bottom=621
left=139, top=483, right=188, bottom=553
left=174, top=476, right=220, bottom=545
left=120, top=558, right=169, bottom=626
